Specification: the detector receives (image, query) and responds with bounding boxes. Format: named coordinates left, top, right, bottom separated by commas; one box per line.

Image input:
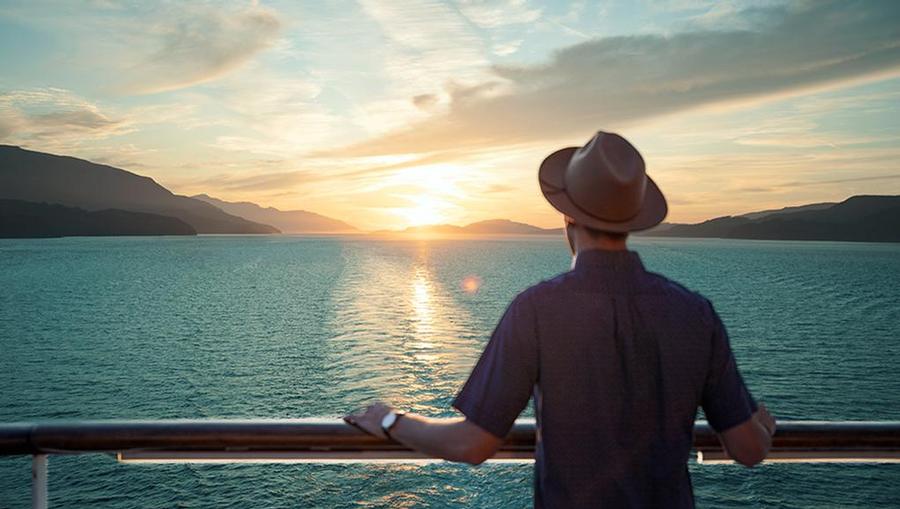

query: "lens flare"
left=460, top=275, right=482, bottom=294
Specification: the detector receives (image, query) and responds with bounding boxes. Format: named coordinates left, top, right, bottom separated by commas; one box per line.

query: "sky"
left=1, top=0, right=900, bottom=230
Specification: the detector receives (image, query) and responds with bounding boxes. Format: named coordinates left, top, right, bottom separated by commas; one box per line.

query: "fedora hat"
left=539, top=131, right=667, bottom=232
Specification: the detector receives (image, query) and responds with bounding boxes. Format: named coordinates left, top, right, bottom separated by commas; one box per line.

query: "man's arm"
left=345, top=292, right=537, bottom=465
left=345, top=402, right=504, bottom=465
left=702, top=301, right=775, bottom=467
left=717, top=403, right=776, bottom=467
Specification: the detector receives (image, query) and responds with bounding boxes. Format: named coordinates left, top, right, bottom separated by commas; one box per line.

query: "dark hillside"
left=0, top=146, right=277, bottom=234
left=0, top=199, right=196, bottom=238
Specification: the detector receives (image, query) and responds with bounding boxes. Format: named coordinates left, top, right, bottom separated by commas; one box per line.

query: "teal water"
left=1, top=235, right=899, bottom=508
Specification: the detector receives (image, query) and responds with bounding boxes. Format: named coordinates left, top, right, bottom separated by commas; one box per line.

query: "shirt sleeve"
left=452, top=291, right=538, bottom=439
left=701, top=302, right=758, bottom=433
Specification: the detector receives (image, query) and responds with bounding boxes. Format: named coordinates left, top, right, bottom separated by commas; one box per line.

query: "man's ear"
left=564, top=221, right=577, bottom=255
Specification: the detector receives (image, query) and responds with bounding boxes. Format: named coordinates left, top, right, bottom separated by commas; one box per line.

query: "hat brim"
left=539, top=147, right=668, bottom=233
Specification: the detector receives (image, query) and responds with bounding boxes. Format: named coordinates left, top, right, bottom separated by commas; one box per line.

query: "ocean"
left=1, top=235, right=898, bottom=508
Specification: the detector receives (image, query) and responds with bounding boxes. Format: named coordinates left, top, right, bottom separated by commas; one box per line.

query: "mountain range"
left=0, top=145, right=355, bottom=237
left=649, top=195, right=900, bottom=242
left=0, top=145, right=277, bottom=234
left=377, top=196, right=900, bottom=243
left=1, top=145, right=897, bottom=242
left=192, top=194, right=357, bottom=233
left=0, top=199, right=196, bottom=238
left=377, top=219, right=561, bottom=236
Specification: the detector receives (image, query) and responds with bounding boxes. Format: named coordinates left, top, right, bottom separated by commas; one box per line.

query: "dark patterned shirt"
left=453, top=249, right=757, bottom=508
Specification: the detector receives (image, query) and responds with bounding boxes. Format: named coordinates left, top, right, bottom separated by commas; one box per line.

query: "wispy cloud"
left=782, top=173, right=900, bottom=188
left=173, top=148, right=474, bottom=195
left=183, top=168, right=318, bottom=193
left=412, top=93, right=440, bottom=110
left=337, top=0, right=900, bottom=156
left=122, top=4, right=281, bottom=94
left=352, top=0, right=490, bottom=132
left=455, top=0, right=541, bottom=28
left=201, top=69, right=345, bottom=157
left=0, top=87, right=200, bottom=156
left=0, top=88, right=132, bottom=146
left=492, top=40, right=523, bottom=56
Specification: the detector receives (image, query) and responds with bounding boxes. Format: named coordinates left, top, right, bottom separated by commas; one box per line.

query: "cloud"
left=83, top=143, right=160, bottom=170
left=412, top=93, right=439, bottom=110
left=455, top=0, right=542, bottom=28
left=728, top=173, right=900, bottom=198
left=122, top=4, right=281, bottom=94
left=170, top=148, right=481, bottom=198
left=0, top=87, right=206, bottom=153
left=0, top=88, right=132, bottom=147
left=350, top=0, right=489, bottom=133
left=492, top=40, right=523, bottom=56
left=200, top=70, right=346, bottom=157
left=186, top=169, right=317, bottom=193
left=486, top=184, right=515, bottom=193
left=783, top=174, right=900, bottom=188
left=336, top=0, right=900, bottom=156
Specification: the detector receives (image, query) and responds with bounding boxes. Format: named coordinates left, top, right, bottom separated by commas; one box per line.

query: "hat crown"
left=564, top=132, right=647, bottom=222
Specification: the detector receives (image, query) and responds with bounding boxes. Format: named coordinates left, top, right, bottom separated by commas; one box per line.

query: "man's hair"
left=565, top=217, right=629, bottom=241
left=582, top=226, right=628, bottom=241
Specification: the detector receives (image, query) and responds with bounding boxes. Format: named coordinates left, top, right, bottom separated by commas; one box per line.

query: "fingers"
left=343, top=411, right=362, bottom=424
left=343, top=415, right=369, bottom=435
left=343, top=402, right=392, bottom=439
left=755, top=402, right=776, bottom=436
left=366, top=402, right=388, bottom=415
left=758, top=403, right=774, bottom=423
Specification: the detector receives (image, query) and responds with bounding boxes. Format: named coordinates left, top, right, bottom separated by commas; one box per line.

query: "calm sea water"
left=1, top=235, right=899, bottom=508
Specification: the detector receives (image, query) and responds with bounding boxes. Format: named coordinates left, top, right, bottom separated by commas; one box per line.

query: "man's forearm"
left=345, top=403, right=505, bottom=464
left=390, top=414, right=501, bottom=465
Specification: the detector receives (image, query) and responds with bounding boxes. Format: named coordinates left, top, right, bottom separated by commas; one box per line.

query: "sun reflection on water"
left=327, top=242, right=485, bottom=414
left=411, top=269, right=436, bottom=352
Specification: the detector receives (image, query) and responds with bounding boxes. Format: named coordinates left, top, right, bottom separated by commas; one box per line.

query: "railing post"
left=32, top=454, right=48, bottom=509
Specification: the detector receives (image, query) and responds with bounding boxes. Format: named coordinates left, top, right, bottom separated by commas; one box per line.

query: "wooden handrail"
left=2, top=419, right=899, bottom=463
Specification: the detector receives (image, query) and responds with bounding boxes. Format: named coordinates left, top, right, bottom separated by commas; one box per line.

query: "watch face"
left=381, top=412, right=397, bottom=430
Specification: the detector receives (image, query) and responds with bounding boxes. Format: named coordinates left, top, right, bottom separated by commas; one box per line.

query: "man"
left=346, top=131, right=775, bottom=508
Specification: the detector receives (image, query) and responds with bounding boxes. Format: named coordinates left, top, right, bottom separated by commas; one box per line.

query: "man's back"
left=454, top=249, right=757, bottom=508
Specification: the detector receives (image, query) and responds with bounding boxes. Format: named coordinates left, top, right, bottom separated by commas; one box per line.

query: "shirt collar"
left=573, top=249, right=645, bottom=273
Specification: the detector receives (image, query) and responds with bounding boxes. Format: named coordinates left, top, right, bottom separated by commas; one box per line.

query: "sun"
left=396, top=194, right=452, bottom=227
left=381, top=163, right=472, bottom=229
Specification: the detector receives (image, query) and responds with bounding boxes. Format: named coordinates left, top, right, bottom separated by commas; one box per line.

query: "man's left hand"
left=344, top=401, right=394, bottom=439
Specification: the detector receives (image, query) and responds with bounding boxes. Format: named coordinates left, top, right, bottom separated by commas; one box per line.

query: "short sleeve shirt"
left=453, top=249, right=757, bottom=508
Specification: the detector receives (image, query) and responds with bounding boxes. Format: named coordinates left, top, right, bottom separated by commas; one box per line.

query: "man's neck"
left=576, top=238, right=628, bottom=253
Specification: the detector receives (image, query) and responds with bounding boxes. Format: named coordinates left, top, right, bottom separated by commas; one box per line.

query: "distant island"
left=0, top=199, right=195, bottom=238
left=192, top=194, right=357, bottom=233
left=375, top=219, right=562, bottom=236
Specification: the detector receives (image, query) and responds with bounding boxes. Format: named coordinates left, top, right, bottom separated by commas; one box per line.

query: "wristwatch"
left=380, top=410, right=405, bottom=439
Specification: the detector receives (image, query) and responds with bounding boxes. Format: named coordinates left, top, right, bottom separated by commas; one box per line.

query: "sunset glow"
left=1, top=1, right=899, bottom=230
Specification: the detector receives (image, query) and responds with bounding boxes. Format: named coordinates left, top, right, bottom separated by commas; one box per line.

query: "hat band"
left=539, top=178, right=642, bottom=224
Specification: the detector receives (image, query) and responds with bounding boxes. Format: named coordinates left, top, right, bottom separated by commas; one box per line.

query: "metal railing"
left=2, top=419, right=899, bottom=508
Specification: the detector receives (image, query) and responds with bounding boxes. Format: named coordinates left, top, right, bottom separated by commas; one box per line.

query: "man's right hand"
left=754, top=403, right=776, bottom=437
left=718, top=402, right=776, bottom=467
